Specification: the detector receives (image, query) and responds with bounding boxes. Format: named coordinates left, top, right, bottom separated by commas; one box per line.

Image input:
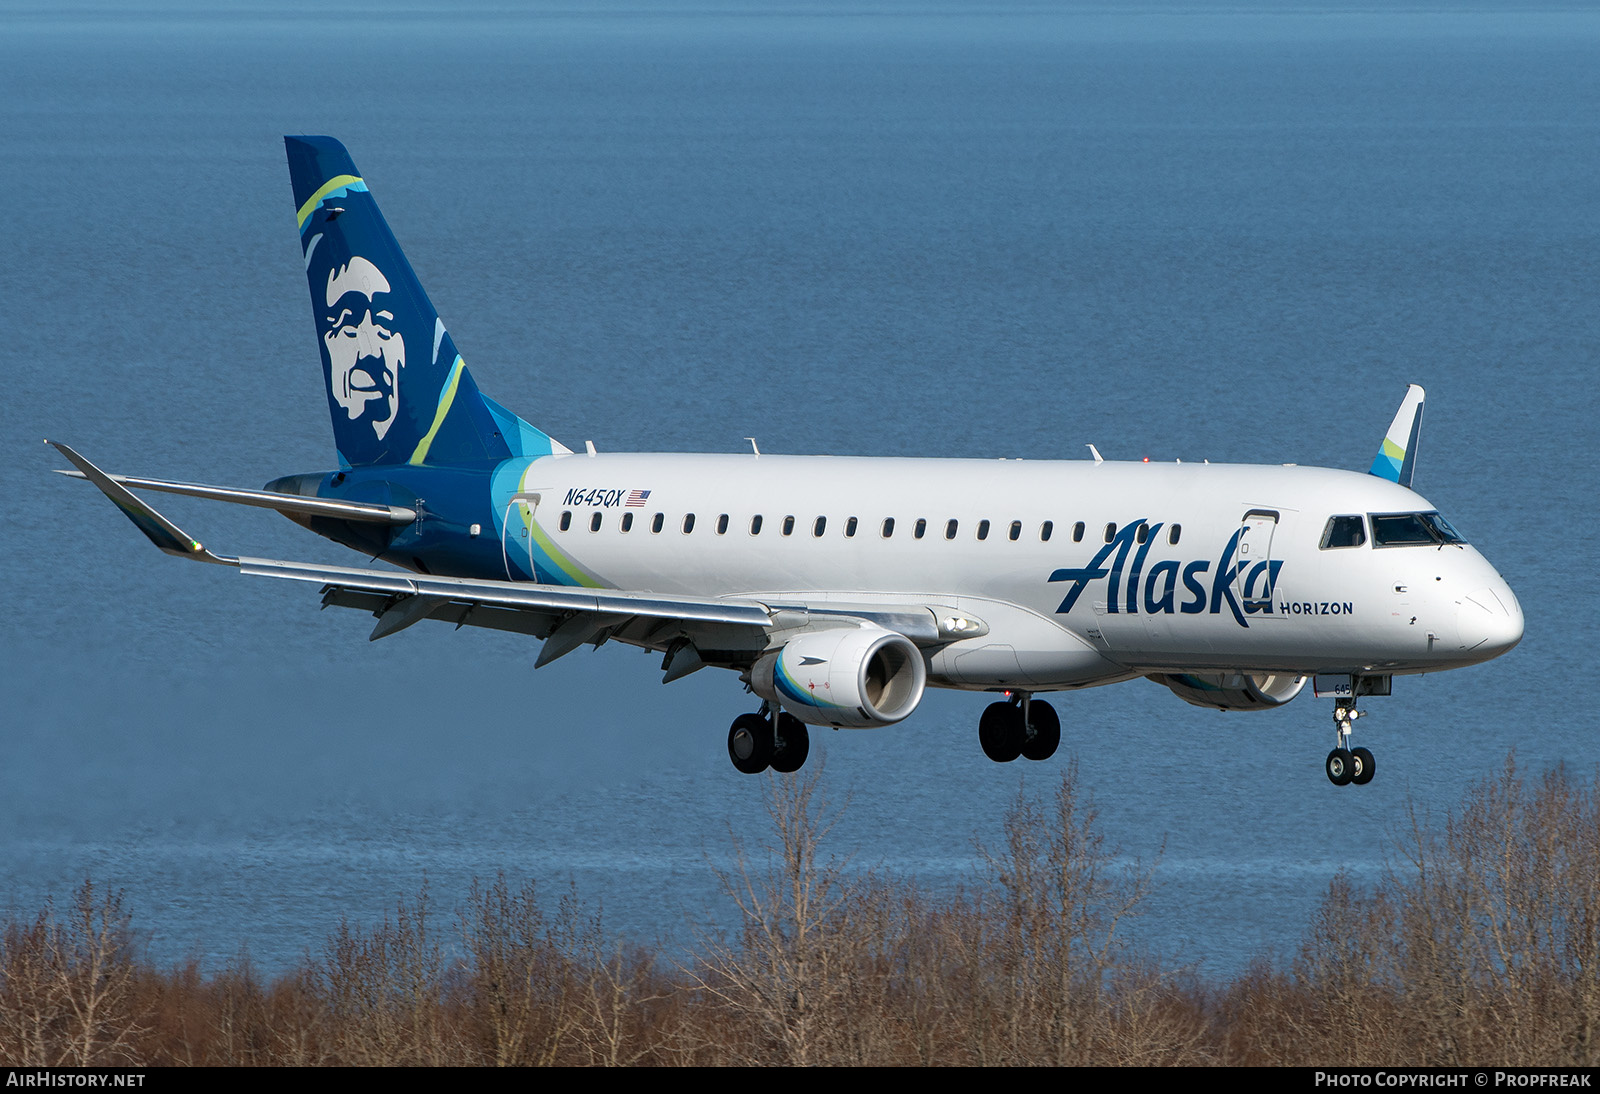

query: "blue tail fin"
left=1368, top=383, right=1425, bottom=488
left=285, top=136, right=567, bottom=467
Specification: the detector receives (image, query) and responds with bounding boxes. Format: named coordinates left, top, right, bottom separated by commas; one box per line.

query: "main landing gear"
left=978, top=692, right=1060, bottom=763
left=727, top=703, right=811, bottom=775
left=1324, top=697, right=1376, bottom=787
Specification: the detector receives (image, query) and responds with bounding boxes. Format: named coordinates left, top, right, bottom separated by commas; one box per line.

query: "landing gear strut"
left=978, top=692, right=1060, bottom=763
left=1325, top=698, right=1375, bottom=787
left=727, top=703, right=810, bottom=775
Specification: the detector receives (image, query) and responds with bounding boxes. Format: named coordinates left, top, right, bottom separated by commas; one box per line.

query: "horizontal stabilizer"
left=48, top=442, right=236, bottom=566
left=54, top=469, right=416, bottom=525
left=1369, top=383, right=1425, bottom=488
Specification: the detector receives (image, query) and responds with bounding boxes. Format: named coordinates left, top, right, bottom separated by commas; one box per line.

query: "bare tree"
left=694, top=761, right=867, bottom=1065
left=0, top=903, right=70, bottom=1064
left=315, top=881, right=453, bottom=1065
left=1386, top=758, right=1600, bottom=1065
left=1282, top=870, right=1401, bottom=1065
left=459, top=873, right=586, bottom=1066
left=0, top=879, right=143, bottom=1066
left=980, top=762, right=1160, bottom=1064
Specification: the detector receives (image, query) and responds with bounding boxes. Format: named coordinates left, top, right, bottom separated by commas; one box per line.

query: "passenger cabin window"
left=1136, top=524, right=1148, bottom=544
left=1370, top=511, right=1466, bottom=548
left=750, top=515, right=763, bottom=535
left=1040, top=520, right=1054, bottom=542
left=589, top=512, right=602, bottom=532
left=1073, top=522, right=1085, bottom=543
left=1168, top=524, right=1181, bottom=546
left=945, top=519, right=959, bottom=540
left=717, top=514, right=729, bottom=535
left=1320, top=515, right=1367, bottom=549
left=976, top=520, right=990, bottom=541
left=914, top=518, right=927, bottom=540
left=621, top=512, right=634, bottom=533
left=813, top=516, right=826, bottom=537
left=1009, top=521, right=1022, bottom=541
left=782, top=516, right=795, bottom=536
left=882, top=518, right=895, bottom=538
left=845, top=517, right=858, bottom=538
left=559, top=511, right=572, bottom=532
left=1104, top=523, right=1116, bottom=544
left=682, top=514, right=695, bottom=534
left=651, top=512, right=664, bottom=534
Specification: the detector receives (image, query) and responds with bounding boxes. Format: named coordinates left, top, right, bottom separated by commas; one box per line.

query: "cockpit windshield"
left=1370, top=511, right=1467, bottom=547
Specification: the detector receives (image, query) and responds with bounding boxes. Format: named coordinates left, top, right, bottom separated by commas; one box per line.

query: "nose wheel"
left=1325, top=700, right=1375, bottom=786
left=727, top=705, right=810, bottom=774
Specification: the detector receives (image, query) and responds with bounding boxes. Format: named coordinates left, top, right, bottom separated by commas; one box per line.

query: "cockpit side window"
left=1320, top=515, right=1366, bottom=549
left=1370, top=511, right=1468, bottom=547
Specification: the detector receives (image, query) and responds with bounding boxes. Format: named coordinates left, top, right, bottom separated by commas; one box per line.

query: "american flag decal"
left=625, top=489, right=651, bottom=507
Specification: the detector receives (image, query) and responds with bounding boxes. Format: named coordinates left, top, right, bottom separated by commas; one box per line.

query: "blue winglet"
left=48, top=441, right=235, bottom=565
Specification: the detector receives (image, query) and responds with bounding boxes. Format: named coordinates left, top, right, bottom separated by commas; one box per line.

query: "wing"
left=240, top=554, right=775, bottom=673
left=48, top=442, right=981, bottom=682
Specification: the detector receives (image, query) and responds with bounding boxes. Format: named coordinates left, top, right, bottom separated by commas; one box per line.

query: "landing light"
left=937, top=615, right=988, bottom=639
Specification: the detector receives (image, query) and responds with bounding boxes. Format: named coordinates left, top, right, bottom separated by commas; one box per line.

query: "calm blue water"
left=2, top=2, right=1597, bottom=980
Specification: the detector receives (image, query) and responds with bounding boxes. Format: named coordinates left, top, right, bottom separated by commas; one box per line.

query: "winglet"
left=1368, top=384, right=1425, bottom=488
left=47, top=441, right=236, bottom=565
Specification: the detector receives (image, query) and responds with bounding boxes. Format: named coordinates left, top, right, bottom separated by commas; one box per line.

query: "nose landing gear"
left=978, top=692, right=1060, bottom=763
left=1325, top=698, right=1375, bottom=787
left=727, top=704, right=811, bottom=774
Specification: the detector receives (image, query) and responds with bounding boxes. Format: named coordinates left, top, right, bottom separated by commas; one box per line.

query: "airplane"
left=50, top=135, right=1524, bottom=785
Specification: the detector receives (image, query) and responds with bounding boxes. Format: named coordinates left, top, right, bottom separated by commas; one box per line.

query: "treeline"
left=2, top=757, right=1598, bottom=1066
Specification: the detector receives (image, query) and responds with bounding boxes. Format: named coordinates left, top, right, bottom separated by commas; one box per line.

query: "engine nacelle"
left=1149, top=671, right=1306, bottom=712
left=752, top=624, right=927, bottom=728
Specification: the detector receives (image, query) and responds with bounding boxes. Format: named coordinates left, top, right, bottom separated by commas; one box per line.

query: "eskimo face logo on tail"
left=1047, top=519, right=1283, bottom=628
left=322, top=257, right=404, bottom=440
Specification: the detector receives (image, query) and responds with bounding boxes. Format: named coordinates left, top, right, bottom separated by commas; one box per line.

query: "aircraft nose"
left=1455, top=581, right=1524, bottom=662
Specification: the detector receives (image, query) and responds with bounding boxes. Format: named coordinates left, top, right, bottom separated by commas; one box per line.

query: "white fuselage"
left=493, top=453, right=1523, bottom=691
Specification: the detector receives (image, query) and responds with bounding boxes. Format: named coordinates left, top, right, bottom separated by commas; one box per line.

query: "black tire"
left=1350, top=746, right=1375, bottom=786
left=728, top=713, right=773, bottom=774
left=1325, top=747, right=1354, bottom=786
left=769, top=713, right=810, bottom=773
left=1020, top=699, right=1061, bottom=762
left=979, top=701, right=1024, bottom=763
